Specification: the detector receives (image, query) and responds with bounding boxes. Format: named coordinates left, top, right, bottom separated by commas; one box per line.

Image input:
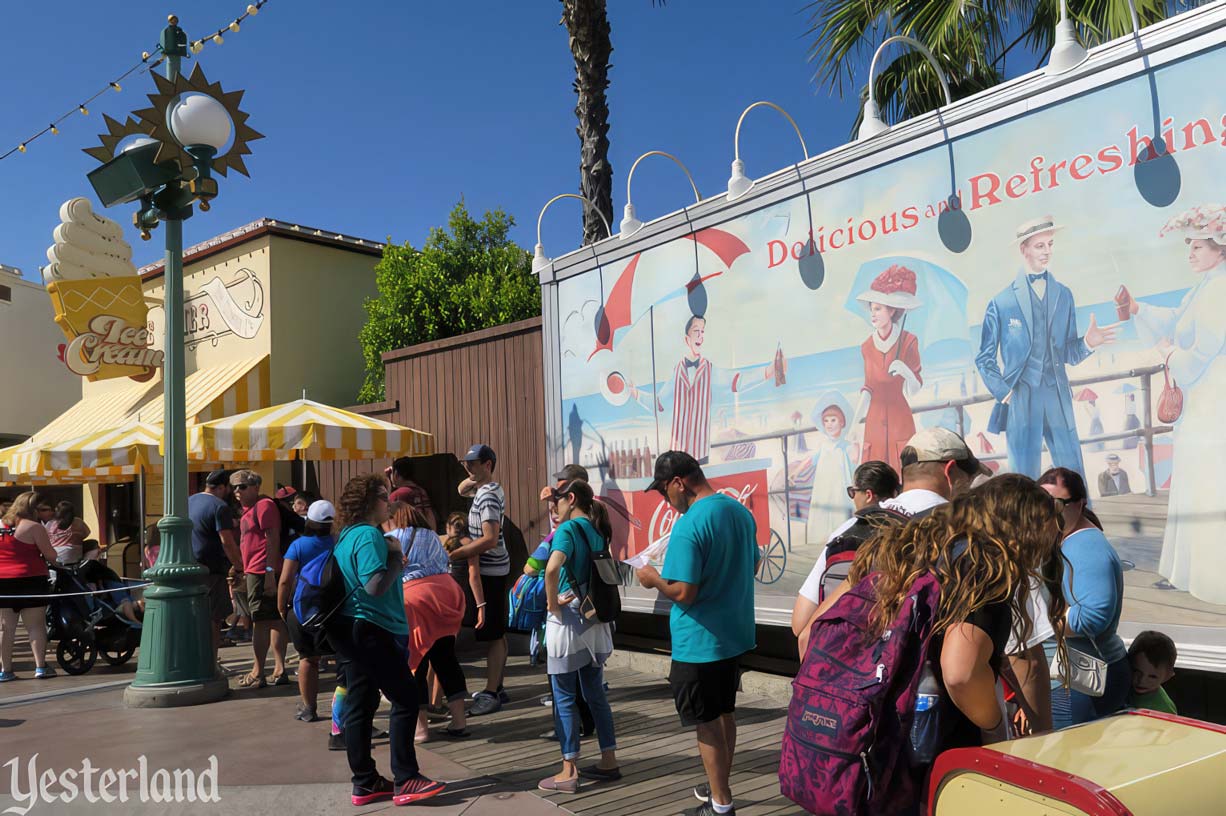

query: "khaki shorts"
left=244, top=572, right=280, bottom=622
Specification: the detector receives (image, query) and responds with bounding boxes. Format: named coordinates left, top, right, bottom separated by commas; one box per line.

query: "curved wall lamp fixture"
left=619, top=150, right=700, bottom=239
left=726, top=101, right=809, bottom=201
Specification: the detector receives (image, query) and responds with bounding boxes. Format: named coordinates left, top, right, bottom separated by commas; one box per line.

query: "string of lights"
left=0, top=1, right=268, bottom=164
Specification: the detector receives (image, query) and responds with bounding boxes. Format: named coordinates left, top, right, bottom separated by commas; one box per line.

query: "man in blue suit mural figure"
left=975, top=217, right=1118, bottom=478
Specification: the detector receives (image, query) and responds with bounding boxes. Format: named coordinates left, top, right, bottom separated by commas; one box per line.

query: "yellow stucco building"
left=13, top=218, right=380, bottom=558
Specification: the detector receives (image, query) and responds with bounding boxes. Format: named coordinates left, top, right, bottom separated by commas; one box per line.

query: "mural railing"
left=711, top=362, right=1172, bottom=555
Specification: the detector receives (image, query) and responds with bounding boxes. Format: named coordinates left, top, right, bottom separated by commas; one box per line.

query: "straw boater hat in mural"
left=855, top=264, right=922, bottom=311
left=1013, top=215, right=1065, bottom=245
left=1159, top=204, right=1226, bottom=244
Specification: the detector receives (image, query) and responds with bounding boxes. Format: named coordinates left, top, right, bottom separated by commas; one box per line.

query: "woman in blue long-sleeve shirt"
left=1039, top=467, right=1129, bottom=727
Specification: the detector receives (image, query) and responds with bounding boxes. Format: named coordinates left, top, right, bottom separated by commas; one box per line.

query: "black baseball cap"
left=463, top=443, right=496, bottom=464
left=645, top=451, right=702, bottom=493
left=205, top=469, right=231, bottom=487
left=552, top=463, right=589, bottom=483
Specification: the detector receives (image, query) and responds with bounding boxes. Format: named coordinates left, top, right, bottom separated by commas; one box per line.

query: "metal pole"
left=126, top=15, right=227, bottom=707
left=1142, top=372, right=1157, bottom=496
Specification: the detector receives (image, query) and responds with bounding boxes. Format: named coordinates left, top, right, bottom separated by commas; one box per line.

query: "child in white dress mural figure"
left=805, top=392, right=857, bottom=547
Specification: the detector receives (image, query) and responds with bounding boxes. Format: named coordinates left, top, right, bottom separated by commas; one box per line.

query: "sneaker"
left=328, top=733, right=346, bottom=751
left=497, top=685, right=511, bottom=704
left=468, top=691, right=502, bottom=716
left=539, top=693, right=553, bottom=708
left=0, top=671, right=15, bottom=682
left=373, top=727, right=389, bottom=740
left=34, top=667, right=56, bottom=680
left=393, top=776, right=445, bottom=805
left=295, top=703, right=318, bottom=722
left=351, top=777, right=394, bottom=806
left=684, top=802, right=735, bottom=816
left=694, top=784, right=710, bottom=802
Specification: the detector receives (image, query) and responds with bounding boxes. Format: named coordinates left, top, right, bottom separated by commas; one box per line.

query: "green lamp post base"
left=123, top=515, right=230, bottom=709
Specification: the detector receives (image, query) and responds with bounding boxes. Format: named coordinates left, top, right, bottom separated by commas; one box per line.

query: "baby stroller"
left=46, top=561, right=142, bottom=675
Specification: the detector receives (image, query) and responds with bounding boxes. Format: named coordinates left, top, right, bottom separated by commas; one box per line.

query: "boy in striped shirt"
left=451, top=444, right=510, bottom=715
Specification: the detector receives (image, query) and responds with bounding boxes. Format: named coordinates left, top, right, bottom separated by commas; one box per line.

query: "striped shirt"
left=468, top=482, right=509, bottom=576
left=670, top=357, right=712, bottom=461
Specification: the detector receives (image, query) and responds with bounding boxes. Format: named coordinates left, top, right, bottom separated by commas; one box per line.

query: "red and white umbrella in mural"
left=588, top=227, right=751, bottom=361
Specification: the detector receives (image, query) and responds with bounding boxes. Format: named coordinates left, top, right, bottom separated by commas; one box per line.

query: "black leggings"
left=326, top=616, right=421, bottom=787
left=412, top=635, right=468, bottom=703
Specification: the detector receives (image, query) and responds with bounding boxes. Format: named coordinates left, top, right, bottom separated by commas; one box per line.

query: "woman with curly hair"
left=818, top=473, right=1067, bottom=752
left=325, top=474, right=444, bottom=807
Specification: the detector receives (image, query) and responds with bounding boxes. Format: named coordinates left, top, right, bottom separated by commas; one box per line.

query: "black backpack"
left=570, top=521, right=621, bottom=624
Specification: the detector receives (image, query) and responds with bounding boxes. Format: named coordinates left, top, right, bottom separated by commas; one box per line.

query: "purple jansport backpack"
left=780, top=571, right=941, bottom=815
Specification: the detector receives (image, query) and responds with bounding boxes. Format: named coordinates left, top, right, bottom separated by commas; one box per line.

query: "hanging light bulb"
left=17, top=144, right=26, bottom=153
left=79, top=104, right=89, bottom=116
left=50, top=125, right=58, bottom=135
left=229, top=20, right=240, bottom=33
left=141, top=51, right=151, bottom=61
left=190, top=40, right=204, bottom=54
left=247, top=3, right=259, bottom=14
left=212, top=33, right=224, bottom=45
left=110, top=81, right=121, bottom=92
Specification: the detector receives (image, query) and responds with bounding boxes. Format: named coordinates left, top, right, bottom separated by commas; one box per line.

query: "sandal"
left=237, top=672, right=267, bottom=689
left=270, top=672, right=290, bottom=686
left=441, top=727, right=470, bottom=739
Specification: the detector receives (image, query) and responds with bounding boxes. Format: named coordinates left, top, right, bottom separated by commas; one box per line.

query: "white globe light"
left=169, top=94, right=233, bottom=151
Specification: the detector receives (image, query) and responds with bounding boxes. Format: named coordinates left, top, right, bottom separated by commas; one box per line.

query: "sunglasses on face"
left=845, top=486, right=864, bottom=500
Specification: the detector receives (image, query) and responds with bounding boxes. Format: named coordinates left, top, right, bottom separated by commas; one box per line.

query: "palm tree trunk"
left=562, top=0, right=613, bottom=245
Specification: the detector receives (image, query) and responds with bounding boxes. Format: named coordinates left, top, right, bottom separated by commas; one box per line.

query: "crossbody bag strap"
left=561, top=519, right=599, bottom=601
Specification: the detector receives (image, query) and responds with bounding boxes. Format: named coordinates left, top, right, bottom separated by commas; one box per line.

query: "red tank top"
left=0, top=525, right=48, bottom=579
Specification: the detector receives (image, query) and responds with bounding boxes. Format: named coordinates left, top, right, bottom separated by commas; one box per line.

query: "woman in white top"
left=43, top=501, right=90, bottom=565
left=1122, top=204, right=1226, bottom=604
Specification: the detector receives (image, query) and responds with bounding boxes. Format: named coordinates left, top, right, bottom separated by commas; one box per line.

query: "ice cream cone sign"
left=44, top=198, right=163, bottom=382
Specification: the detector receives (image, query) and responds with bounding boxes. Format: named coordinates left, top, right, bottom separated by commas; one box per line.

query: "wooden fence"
left=318, top=317, right=547, bottom=567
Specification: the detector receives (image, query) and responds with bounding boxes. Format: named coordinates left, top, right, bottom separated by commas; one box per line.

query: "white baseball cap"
left=307, top=500, right=336, bottom=524
left=900, top=427, right=992, bottom=477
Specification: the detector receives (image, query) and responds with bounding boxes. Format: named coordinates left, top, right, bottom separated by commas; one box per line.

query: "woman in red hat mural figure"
left=850, top=265, right=923, bottom=474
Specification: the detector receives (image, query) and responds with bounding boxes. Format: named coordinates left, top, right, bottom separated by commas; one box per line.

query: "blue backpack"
left=508, top=573, right=548, bottom=662
left=294, top=533, right=360, bottom=632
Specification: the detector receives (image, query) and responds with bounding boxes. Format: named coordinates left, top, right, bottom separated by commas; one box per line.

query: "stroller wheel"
left=101, top=644, right=136, bottom=666
left=57, top=638, right=98, bottom=675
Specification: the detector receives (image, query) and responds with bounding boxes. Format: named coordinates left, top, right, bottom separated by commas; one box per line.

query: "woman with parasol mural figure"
left=848, top=265, right=924, bottom=474
left=1117, top=204, right=1226, bottom=603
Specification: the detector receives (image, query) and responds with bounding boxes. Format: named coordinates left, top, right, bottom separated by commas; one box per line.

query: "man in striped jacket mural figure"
left=634, top=315, right=783, bottom=464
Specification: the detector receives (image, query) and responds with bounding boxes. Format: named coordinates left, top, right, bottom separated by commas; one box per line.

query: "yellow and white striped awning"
left=136, top=355, right=270, bottom=426
left=186, top=398, right=434, bottom=461
left=33, top=421, right=163, bottom=476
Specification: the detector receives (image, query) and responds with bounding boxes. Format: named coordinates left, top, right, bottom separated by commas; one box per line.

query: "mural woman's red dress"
left=860, top=329, right=922, bottom=473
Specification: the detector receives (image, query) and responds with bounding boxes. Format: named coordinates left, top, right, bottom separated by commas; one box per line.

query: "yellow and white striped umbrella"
left=185, top=398, right=434, bottom=461
left=34, top=421, right=163, bottom=476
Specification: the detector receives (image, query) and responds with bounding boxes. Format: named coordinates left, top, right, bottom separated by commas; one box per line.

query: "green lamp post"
left=84, top=14, right=261, bottom=708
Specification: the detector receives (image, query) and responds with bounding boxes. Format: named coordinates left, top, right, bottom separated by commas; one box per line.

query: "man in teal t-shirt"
left=635, top=451, right=760, bottom=816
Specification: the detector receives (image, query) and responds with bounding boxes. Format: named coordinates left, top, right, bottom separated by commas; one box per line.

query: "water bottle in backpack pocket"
left=908, top=660, right=945, bottom=767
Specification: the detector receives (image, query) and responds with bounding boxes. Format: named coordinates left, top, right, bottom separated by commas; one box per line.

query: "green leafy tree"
left=805, top=1, right=1174, bottom=137
left=357, top=202, right=540, bottom=402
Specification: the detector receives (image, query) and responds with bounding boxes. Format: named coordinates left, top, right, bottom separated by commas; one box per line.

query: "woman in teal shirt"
left=539, top=480, right=620, bottom=793
left=326, top=474, right=445, bottom=807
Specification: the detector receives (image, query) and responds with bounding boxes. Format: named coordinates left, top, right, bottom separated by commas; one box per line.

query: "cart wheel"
left=57, top=638, right=97, bottom=675
left=757, top=530, right=787, bottom=585
left=100, top=644, right=136, bottom=666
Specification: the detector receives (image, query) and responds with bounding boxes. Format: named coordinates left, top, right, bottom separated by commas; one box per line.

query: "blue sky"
left=0, top=1, right=1051, bottom=282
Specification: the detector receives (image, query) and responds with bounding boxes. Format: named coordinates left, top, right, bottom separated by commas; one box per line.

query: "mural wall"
left=550, top=43, right=1226, bottom=643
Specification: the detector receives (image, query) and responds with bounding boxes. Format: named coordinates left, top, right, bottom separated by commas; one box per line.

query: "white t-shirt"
left=797, top=488, right=1053, bottom=654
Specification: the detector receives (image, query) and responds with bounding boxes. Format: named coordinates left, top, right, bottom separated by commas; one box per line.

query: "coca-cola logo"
left=646, top=481, right=759, bottom=544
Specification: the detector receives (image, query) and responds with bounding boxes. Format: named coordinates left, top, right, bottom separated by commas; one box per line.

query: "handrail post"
left=780, top=434, right=792, bottom=554
left=1141, top=372, right=1157, bottom=496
